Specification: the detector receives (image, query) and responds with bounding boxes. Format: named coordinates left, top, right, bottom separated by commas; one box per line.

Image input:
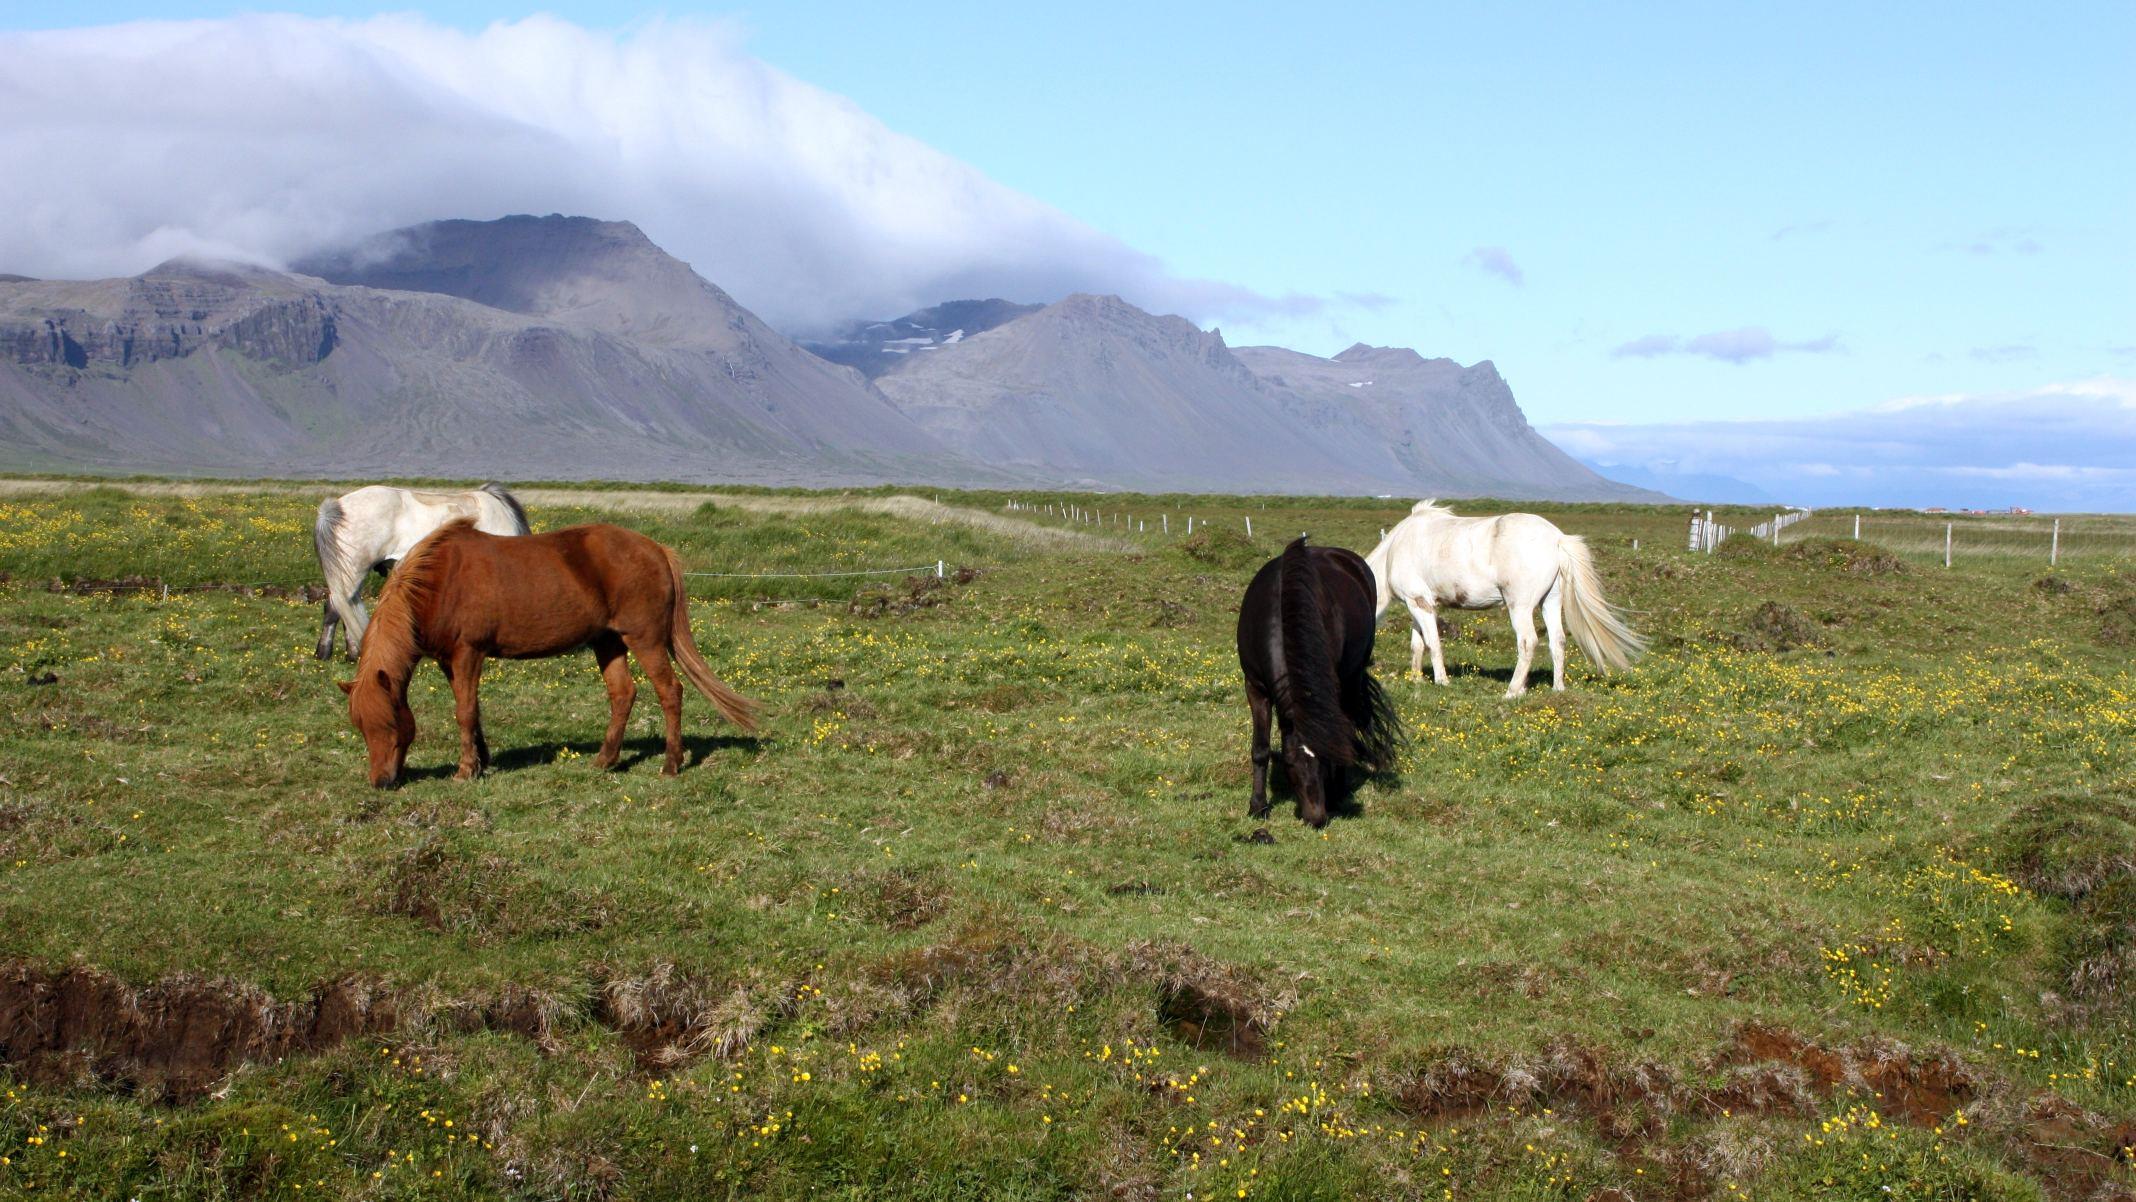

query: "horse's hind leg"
left=1505, top=600, right=1539, bottom=699
left=1541, top=582, right=1567, bottom=692
left=1246, top=678, right=1273, bottom=820
left=1403, top=597, right=1448, bottom=684
left=591, top=634, right=634, bottom=770
left=629, top=639, right=687, bottom=776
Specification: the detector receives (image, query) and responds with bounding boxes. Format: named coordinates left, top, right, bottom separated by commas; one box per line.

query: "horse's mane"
left=1276, top=539, right=1358, bottom=766
left=1410, top=498, right=1455, bottom=517
left=357, top=518, right=472, bottom=672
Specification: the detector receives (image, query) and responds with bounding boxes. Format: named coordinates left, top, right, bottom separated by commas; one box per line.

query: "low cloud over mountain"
left=0, top=14, right=1326, bottom=335
left=1545, top=379, right=2136, bottom=510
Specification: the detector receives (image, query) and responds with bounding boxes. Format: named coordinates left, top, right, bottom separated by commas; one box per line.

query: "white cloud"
left=1463, top=246, right=1523, bottom=286
left=1611, top=327, right=1841, bottom=364
left=0, top=14, right=1326, bottom=332
left=1547, top=378, right=2136, bottom=510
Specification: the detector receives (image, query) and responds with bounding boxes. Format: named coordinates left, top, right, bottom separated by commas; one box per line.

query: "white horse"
left=1364, top=500, right=1644, bottom=697
left=312, top=483, right=530, bottom=660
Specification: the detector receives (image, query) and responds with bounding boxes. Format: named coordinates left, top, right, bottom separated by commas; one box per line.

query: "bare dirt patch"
left=1129, top=940, right=1290, bottom=1061
left=1716, top=1023, right=1975, bottom=1126
left=0, top=962, right=397, bottom=1102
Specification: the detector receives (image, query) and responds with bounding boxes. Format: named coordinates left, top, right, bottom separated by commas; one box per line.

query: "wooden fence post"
left=1245, top=516, right=1254, bottom=538
left=1945, top=523, right=1953, bottom=568
left=2051, top=518, right=2060, bottom=566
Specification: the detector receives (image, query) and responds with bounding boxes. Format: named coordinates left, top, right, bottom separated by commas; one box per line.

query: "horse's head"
left=339, top=670, right=414, bottom=788
left=1285, top=741, right=1332, bottom=829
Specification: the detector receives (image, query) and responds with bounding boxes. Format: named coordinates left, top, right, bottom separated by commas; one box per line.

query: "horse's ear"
left=336, top=680, right=355, bottom=695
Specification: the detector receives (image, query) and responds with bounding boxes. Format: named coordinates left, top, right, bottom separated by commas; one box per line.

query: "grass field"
left=3, top=481, right=2135, bottom=1200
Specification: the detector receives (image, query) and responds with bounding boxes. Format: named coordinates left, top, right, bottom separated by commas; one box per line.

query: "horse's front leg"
left=445, top=649, right=487, bottom=780
left=342, top=600, right=370, bottom=662
left=314, top=597, right=340, bottom=661
left=1246, top=679, right=1273, bottom=820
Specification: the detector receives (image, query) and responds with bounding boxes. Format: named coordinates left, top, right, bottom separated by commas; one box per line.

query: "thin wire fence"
left=1786, top=511, right=2136, bottom=566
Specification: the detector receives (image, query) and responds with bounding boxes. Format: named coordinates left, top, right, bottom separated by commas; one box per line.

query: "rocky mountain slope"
left=802, top=298, right=1041, bottom=379
left=869, top=293, right=1660, bottom=499
left=1231, top=343, right=1644, bottom=500
left=0, top=218, right=966, bottom=484
left=1, top=214, right=1659, bottom=500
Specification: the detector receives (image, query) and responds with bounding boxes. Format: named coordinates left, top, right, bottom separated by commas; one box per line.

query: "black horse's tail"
left=1276, top=538, right=1358, bottom=767
left=1351, top=672, right=1403, bottom=776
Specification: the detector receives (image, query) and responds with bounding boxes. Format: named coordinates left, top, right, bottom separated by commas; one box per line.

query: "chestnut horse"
left=339, top=519, right=758, bottom=788
left=1236, top=538, right=1401, bottom=828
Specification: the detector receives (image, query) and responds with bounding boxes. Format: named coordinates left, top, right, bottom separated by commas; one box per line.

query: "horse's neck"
left=355, top=617, right=424, bottom=689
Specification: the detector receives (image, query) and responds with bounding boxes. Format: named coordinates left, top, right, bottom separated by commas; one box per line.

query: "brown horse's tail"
left=663, top=548, right=760, bottom=732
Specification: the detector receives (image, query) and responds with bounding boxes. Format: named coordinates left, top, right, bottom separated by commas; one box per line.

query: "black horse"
left=1236, top=538, right=1402, bottom=828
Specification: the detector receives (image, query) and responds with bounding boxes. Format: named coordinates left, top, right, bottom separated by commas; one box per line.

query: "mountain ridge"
left=1, top=214, right=1666, bottom=501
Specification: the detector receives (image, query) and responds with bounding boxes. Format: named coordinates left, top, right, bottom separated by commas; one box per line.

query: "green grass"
left=3, top=482, right=2135, bottom=1199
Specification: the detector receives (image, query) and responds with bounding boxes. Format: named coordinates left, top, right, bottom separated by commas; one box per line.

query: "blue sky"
left=1, top=2, right=2130, bottom=505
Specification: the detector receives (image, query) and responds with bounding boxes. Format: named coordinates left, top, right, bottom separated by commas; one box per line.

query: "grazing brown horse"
left=339, top=520, right=758, bottom=788
left=1236, top=538, right=1401, bottom=828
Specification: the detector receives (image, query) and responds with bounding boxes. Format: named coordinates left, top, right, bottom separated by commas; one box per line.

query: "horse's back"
left=1237, top=543, right=1375, bottom=673
left=1388, top=508, right=1562, bottom=606
left=1315, top=545, right=1375, bottom=610
left=468, top=522, right=670, bottom=600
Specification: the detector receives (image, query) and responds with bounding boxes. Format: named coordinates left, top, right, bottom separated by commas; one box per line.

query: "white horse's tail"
left=1363, top=535, right=1394, bottom=617
left=478, top=482, right=532, bottom=535
left=313, top=497, right=367, bottom=660
left=1555, top=536, right=1645, bottom=673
